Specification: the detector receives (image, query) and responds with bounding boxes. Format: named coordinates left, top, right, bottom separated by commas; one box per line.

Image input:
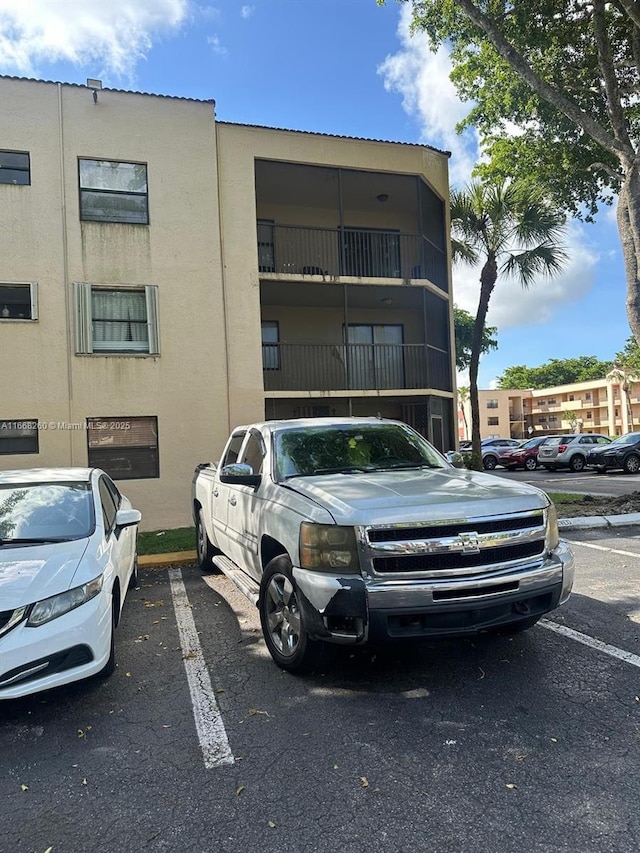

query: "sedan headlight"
left=545, top=504, right=560, bottom=552
left=27, top=575, right=104, bottom=627
left=299, top=523, right=360, bottom=573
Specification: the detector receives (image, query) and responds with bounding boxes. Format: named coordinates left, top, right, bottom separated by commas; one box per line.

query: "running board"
left=212, top=554, right=260, bottom=605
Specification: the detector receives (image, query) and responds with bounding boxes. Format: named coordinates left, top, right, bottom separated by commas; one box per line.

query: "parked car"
left=586, top=431, right=640, bottom=474
left=497, top=435, right=555, bottom=471
left=460, top=437, right=523, bottom=470
left=537, top=434, right=611, bottom=472
left=0, top=468, right=141, bottom=700
left=193, top=418, right=574, bottom=673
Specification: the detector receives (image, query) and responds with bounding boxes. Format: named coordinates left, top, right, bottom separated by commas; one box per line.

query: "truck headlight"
left=299, top=523, right=360, bottom=573
left=545, top=504, right=559, bottom=552
left=27, top=575, right=104, bottom=627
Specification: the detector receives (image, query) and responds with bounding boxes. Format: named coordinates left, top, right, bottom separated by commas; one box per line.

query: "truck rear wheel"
left=259, top=555, right=334, bottom=674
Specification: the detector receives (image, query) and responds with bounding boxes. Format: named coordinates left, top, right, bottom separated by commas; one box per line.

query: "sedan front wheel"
left=623, top=454, right=640, bottom=474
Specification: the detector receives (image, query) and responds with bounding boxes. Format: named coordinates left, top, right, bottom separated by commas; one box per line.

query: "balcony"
left=258, top=224, right=447, bottom=291
left=262, top=343, right=451, bottom=393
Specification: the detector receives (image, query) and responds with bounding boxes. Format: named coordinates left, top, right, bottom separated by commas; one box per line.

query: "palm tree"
left=458, top=385, right=470, bottom=440
left=451, top=181, right=568, bottom=469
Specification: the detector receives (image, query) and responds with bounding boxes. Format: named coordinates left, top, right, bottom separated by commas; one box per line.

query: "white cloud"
left=207, top=34, right=226, bottom=55
left=241, top=5, right=254, bottom=18
left=451, top=223, right=598, bottom=329
left=378, top=4, right=479, bottom=186
left=0, top=0, right=188, bottom=78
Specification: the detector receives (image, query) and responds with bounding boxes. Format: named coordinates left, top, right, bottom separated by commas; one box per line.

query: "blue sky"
left=0, top=0, right=630, bottom=387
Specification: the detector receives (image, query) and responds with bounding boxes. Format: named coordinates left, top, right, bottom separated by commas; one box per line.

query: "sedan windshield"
left=0, top=482, right=94, bottom=543
left=274, top=423, right=447, bottom=479
left=607, top=432, right=640, bottom=447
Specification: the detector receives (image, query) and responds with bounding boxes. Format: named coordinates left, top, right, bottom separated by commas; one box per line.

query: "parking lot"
left=492, top=465, right=640, bottom=498
left=2, top=522, right=640, bottom=853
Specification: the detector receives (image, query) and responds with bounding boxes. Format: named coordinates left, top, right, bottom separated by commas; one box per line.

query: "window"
left=73, top=283, right=159, bottom=354
left=585, top=393, right=591, bottom=400
left=0, top=282, right=38, bottom=320
left=486, top=399, right=499, bottom=409
left=487, top=417, right=499, bottom=426
left=98, top=477, right=118, bottom=533
left=241, top=431, right=265, bottom=475
left=587, top=412, right=593, bottom=419
left=221, top=432, right=246, bottom=467
left=343, top=228, right=400, bottom=277
left=261, top=321, right=279, bottom=370
left=538, top=416, right=547, bottom=423
left=0, top=419, right=38, bottom=454
left=87, top=416, right=158, bottom=479
left=549, top=415, right=558, bottom=423
left=79, top=159, right=148, bottom=224
left=548, top=398, right=557, bottom=405
left=0, top=150, right=30, bottom=185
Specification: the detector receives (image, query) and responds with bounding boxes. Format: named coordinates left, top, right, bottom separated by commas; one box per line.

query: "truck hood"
left=0, top=538, right=90, bottom=609
left=285, top=467, right=549, bottom=526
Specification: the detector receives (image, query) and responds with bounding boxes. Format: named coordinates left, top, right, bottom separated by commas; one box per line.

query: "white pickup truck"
left=192, top=417, right=574, bottom=673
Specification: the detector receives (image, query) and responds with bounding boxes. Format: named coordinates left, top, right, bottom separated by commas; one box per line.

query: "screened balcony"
left=262, top=342, right=451, bottom=392
left=257, top=223, right=447, bottom=291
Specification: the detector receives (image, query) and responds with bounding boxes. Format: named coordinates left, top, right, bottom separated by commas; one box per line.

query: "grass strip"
left=138, top=526, right=196, bottom=555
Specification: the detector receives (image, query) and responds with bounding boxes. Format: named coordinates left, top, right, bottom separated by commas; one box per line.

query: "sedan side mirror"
left=220, top=463, right=261, bottom=488
left=116, top=508, right=142, bottom=528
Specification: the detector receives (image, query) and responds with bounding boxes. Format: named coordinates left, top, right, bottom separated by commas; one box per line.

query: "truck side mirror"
left=220, top=463, right=261, bottom=488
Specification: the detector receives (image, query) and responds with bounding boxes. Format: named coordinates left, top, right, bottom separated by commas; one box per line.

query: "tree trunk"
left=618, top=162, right=640, bottom=344
left=469, top=255, right=498, bottom=470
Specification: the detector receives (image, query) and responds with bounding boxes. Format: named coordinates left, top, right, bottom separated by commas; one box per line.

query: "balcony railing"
left=258, top=224, right=448, bottom=291
left=263, top=343, right=451, bottom=392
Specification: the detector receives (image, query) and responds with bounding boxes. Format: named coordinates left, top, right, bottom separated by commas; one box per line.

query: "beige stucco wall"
left=0, top=78, right=228, bottom=530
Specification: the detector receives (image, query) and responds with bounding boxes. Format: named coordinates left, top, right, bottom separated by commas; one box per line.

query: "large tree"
left=396, top=0, right=640, bottom=346
left=453, top=305, right=498, bottom=370
left=497, top=356, right=613, bottom=389
left=451, top=180, right=567, bottom=468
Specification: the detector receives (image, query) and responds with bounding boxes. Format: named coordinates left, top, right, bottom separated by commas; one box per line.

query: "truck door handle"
left=213, top=488, right=219, bottom=498
left=229, top=495, right=237, bottom=506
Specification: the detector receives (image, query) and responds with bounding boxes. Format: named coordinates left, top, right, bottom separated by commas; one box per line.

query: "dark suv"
left=586, top=432, right=640, bottom=474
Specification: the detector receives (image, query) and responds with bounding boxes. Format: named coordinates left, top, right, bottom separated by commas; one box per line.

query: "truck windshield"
left=274, top=423, right=447, bottom=480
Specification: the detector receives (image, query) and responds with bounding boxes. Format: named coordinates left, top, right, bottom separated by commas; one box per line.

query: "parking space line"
left=168, top=567, right=234, bottom=769
left=540, top=619, right=640, bottom=668
left=565, top=539, right=640, bottom=559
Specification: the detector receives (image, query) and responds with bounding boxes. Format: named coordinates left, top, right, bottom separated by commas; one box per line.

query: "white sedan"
left=0, top=468, right=141, bottom=700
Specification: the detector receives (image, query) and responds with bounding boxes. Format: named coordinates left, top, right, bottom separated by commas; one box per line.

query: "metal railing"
left=258, top=224, right=448, bottom=291
left=262, top=343, right=451, bottom=392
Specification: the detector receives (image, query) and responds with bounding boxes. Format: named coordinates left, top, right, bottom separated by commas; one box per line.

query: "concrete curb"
left=558, top=512, right=640, bottom=531
left=138, top=550, right=197, bottom=567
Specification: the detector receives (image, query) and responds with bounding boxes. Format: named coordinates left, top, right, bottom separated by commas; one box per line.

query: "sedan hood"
left=0, top=538, right=90, bottom=609
left=286, top=467, right=549, bottom=526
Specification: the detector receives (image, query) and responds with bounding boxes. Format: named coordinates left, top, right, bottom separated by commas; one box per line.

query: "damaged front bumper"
left=292, top=540, right=575, bottom=644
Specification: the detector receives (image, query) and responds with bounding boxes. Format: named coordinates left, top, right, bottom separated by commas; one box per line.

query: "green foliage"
left=497, top=356, right=613, bottom=389
left=405, top=0, right=629, bottom=220
left=614, top=336, right=640, bottom=372
left=453, top=306, right=497, bottom=370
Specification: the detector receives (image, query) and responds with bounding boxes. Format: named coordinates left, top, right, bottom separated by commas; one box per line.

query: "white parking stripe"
left=540, top=619, right=640, bottom=668
left=565, top=539, right=640, bottom=559
left=168, top=567, right=234, bottom=768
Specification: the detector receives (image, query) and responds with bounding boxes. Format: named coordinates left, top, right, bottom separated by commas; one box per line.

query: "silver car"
left=538, top=433, right=611, bottom=472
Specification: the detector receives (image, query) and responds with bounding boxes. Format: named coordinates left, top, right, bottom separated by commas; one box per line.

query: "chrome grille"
left=373, top=541, right=544, bottom=574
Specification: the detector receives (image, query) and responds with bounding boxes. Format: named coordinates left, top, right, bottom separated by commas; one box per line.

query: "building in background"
left=1, top=76, right=455, bottom=528
left=458, top=375, right=640, bottom=440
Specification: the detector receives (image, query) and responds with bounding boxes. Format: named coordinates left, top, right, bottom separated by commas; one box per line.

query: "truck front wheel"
left=259, top=555, right=333, bottom=674
left=196, top=508, right=221, bottom=573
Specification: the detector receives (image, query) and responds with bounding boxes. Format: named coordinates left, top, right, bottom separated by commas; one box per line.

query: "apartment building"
left=1, top=77, right=455, bottom=528
left=459, top=376, right=639, bottom=441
